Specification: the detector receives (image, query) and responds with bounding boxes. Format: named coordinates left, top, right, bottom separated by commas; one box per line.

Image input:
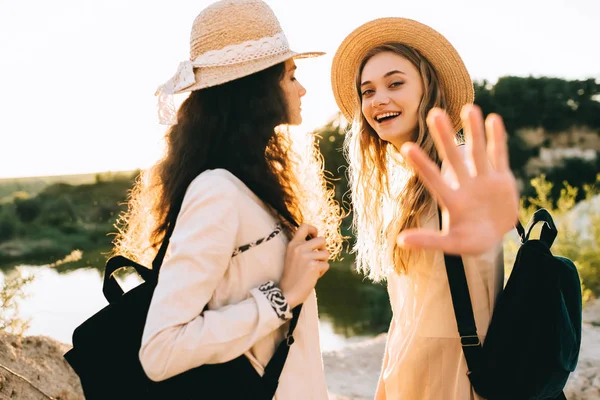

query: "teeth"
left=375, top=112, right=400, bottom=122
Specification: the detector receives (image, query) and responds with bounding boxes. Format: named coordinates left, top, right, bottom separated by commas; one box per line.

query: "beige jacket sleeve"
left=139, top=173, right=287, bottom=382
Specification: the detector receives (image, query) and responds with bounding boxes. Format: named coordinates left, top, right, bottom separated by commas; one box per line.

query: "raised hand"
left=396, top=104, right=519, bottom=255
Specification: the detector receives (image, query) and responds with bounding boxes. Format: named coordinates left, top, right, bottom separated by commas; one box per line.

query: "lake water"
left=0, top=261, right=391, bottom=353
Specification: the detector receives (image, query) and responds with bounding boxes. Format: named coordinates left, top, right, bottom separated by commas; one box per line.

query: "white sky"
left=0, top=0, right=598, bottom=178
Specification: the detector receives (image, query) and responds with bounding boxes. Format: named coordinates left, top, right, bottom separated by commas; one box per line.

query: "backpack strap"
left=443, top=252, right=484, bottom=373
left=151, top=204, right=182, bottom=273
left=523, top=208, right=558, bottom=248
left=437, top=208, right=484, bottom=374
left=227, top=223, right=302, bottom=397
left=261, top=304, right=303, bottom=397
left=103, top=204, right=181, bottom=304
left=232, top=224, right=302, bottom=396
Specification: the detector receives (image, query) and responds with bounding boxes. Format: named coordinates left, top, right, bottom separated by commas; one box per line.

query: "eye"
left=390, top=81, right=404, bottom=88
left=361, top=89, right=374, bottom=97
left=291, top=75, right=297, bottom=82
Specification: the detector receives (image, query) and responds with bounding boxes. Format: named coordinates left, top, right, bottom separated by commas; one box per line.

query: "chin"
left=289, top=117, right=302, bottom=126
left=375, top=130, right=411, bottom=147
left=375, top=129, right=399, bottom=142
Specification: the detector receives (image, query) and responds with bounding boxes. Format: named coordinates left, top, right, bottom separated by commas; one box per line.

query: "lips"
left=374, top=111, right=401, bottom=124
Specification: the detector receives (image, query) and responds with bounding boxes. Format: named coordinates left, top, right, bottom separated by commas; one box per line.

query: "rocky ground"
left=324, top=298, right=600, bottom=400
left=1, top=299, right=599, bottom=400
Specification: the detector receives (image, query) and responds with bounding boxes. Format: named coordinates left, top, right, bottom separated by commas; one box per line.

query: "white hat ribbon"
left=155, top=61, right=198, bottom=125
left=155, top=32, right=291, bottom=125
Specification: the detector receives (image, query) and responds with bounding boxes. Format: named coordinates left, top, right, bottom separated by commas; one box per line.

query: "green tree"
left=38, top=195, right=78, bottom=227
left=14, top=196, right=42, bottom=223
left=0, top=205, right=20, bottom=241
left=474, top=76, right=600, bottom=133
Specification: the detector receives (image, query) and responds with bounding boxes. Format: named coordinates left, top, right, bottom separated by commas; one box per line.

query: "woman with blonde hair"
left=331, top=18, right=519, bottom=399
left=111, top=0, right=342, bottom=398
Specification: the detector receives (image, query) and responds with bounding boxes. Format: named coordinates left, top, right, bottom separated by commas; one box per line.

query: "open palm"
left=396, top=105, right=519, bottom=255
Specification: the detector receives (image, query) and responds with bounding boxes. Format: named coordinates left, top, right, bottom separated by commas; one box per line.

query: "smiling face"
left=280, top=59, right=307, bottom=125
left=359, top=51, right=424, bottom=149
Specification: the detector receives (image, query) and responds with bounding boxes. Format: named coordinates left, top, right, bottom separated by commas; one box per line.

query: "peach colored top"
left=139, top=169, right=328, bottom=400
left=380, top=211, right=503, bottom=400
left=379, top=148, right=504, bottom=400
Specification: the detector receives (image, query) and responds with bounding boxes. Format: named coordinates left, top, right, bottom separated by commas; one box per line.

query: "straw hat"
left=331, top=18, right=474, bottom=133
left=156, top=0, right=324, bottom=125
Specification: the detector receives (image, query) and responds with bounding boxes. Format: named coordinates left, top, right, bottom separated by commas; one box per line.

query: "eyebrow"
left=288, top=64, right=297, bottom=72
left=360, top=70, right=405, bottom=87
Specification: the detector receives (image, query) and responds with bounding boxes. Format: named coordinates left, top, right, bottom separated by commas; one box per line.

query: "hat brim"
left=331, top=18, right=474, bottom=133
left=180, top=50, right=324, bottom=93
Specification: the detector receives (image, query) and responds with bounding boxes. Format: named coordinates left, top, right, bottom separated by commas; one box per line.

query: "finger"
left=401, top=142, right=453, bottom=206
left=485, top=114, right=510, bottom=172
left=396, top=229, right=456, bottom=254
left=427, top=108, right=447, bottom=161
left=462, top=104, right=489, bottom=175
left=316, top=262, right=330, bottom=278
left=427, top=108, right=469, bottom=182
left=299, top=237, right=327, bottom=252
left=292, top=224, right=318, bottom=244
left=311, top=250, right=330, bottom=262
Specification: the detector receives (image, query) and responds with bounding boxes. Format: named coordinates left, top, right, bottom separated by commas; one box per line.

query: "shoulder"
left=184, top=169, right=276, bottom=219
left=182, top=169, right=243, bottom=206
left=186, top=169, right=246, bottom=194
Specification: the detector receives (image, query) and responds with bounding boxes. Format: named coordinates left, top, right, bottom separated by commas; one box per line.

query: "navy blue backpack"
left=443, top=208, right=582, bottom=400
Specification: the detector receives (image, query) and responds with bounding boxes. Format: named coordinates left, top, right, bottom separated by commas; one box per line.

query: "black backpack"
left=63, top=219, right=301, bottom=400
left=444, top=208, right=582, bottom=400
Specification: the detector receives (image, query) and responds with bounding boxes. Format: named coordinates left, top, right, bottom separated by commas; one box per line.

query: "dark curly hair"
left=113, top=62, right=313, bottom=262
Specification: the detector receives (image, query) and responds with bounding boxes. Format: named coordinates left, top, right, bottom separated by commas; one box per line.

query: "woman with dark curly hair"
left=110, top=1, right=342, bottom=398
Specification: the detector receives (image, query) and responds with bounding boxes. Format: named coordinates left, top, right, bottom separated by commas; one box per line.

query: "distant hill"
left=0, top=171, right=137, bottom=201
left=0, top=172, right=138, bottom=268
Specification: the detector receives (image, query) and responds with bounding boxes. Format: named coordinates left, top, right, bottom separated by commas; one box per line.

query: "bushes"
left=509, top=174, right=600, bottom=303
left=522, top=158, right=600, bottom=207
left=0, top=269, right=34, bottom=335
left=0, top=205, right=20, bottom=241
left=14, top=196, right=42, bottom=223
left=0, top=176, right=132, bottom=265
left=37, top=196, right=78, bottom=227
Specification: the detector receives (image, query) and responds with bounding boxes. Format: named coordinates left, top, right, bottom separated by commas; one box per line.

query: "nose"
left=297, top=81, right=307, bottom=97
left=371, top=92, right=389, bottom=108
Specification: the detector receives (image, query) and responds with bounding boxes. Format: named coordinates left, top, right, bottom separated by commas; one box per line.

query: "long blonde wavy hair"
left=345, top=43, right=449, bottom=281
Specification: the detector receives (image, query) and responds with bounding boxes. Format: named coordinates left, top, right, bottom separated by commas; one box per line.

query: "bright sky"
left=1, top=0, right=598, bottom=179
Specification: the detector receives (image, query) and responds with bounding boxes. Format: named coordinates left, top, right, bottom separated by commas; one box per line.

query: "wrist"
left=258, top=281, right=293, bottom=320
left=281, top=290, right=298, bottom=309
left=279, top=282, right=298, bottom=309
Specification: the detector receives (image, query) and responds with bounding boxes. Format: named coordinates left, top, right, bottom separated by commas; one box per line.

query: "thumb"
left=396, top=229, right=455, bottom=254
left=292, top=223, right=318, bottom=243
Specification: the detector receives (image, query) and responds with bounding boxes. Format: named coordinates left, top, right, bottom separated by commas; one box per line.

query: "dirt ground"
left=1, top=299, right=599, bottom=400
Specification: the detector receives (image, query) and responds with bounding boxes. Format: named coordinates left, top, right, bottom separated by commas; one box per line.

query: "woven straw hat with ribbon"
left=331, top=17, right=474, bottom=133
left=156, top=0, right=324, bottom=125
